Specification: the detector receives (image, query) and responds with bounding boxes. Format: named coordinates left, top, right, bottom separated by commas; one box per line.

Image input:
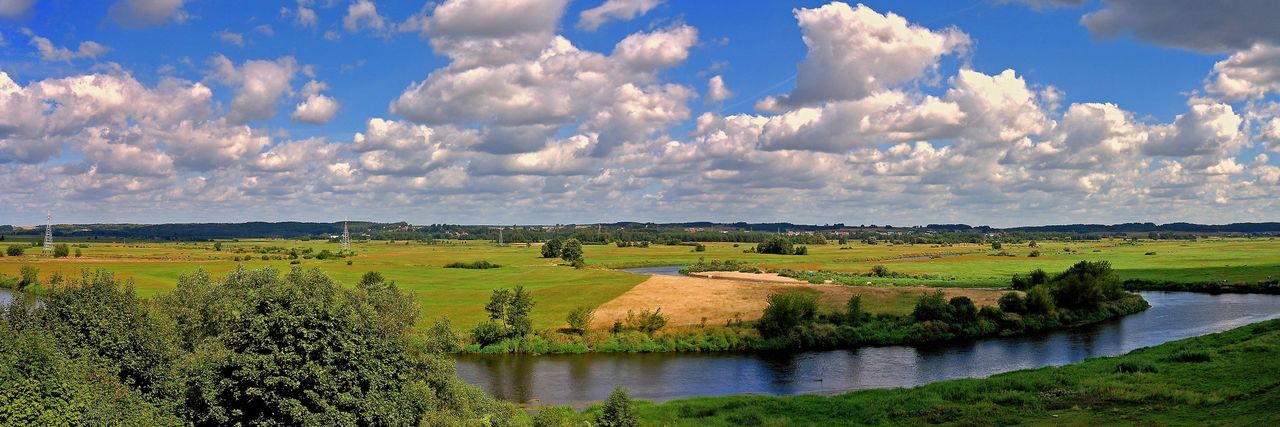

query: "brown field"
left=590, top=273, right=1008, bottom=328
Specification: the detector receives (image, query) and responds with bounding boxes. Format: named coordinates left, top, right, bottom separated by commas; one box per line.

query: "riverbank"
left=459, top=292, right=1149, bottom=354
left=1124, top=278, right=1280, bottom=294
left=532, top=318, right=1280, bottom=425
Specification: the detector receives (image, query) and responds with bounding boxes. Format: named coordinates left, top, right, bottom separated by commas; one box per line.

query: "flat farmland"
left=2, top=238, right=1277, bottom=329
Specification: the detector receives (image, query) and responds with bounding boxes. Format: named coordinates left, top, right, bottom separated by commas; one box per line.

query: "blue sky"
left=1, top=0, right=1278, bottom=226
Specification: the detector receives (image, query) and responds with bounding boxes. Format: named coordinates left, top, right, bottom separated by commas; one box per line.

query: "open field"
left=1, top=238, right=1277, bottom=328
left=591, top=274, right=1007, bottom=328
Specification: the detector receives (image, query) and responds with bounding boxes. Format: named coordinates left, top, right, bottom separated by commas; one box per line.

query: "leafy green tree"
left=541, top=238, right=563, bottom=258
left=1011, top=268, right=1048, bottom=290
left=560, top=238, right=584, bottom=263
left=18, top=265, right=39, bottom=290
left=756, top=291, right=818, bottom=337
left=213, top=242, right=222, bottom=251
left=756, top=236, right=794, bottom=255
left=949, top=296, right=978, bottom=323
left=596, top=387, right=639, bottom=427
left=357, top=271, right=419, bottom=337
left=485, top=288, right=513, bottom=326
left=912, top=291, right=952, bottom=322
left=1025, top=285, right=1056, bottom=315
left=74, top=247, right=82, bottom=257
left=53, top=243, right=70, bottom=258
left=998, top=292, right=1026, bottom=314
left=991, top=242, right=1002, bottom=250
left=508, top=286, right=535, bottom=337
left=1050, top=260, right=1123, bottom=309
left=845, top=295, right=866, bottom=325
left=6, top=246, right=22, bottom=257
left=532, top=406, right=579, bottom=427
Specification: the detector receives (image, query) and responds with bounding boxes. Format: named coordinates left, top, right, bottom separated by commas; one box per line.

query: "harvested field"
left=590, top=273, right=1008, bottom=328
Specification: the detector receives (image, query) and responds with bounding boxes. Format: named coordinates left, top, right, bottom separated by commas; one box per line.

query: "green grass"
left=614, top=318, right=1280, bottom=425
left=2, top=238, right=1278, bottom=329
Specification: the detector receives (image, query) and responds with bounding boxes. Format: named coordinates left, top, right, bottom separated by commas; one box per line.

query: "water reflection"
left=456, top=292, right=1280, bottom=406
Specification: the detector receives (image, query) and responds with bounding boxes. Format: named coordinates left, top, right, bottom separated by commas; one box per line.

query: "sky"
left=1, top=0, right=1279, bottom=227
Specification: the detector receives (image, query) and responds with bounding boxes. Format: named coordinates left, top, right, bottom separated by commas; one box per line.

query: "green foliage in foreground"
left=0, top=267, right=523, bottom=426
left=538, top=318, right=1280, bottom=426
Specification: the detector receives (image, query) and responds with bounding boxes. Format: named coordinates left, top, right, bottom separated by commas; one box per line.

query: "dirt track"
left=590, top=273, right=1007, bottom=328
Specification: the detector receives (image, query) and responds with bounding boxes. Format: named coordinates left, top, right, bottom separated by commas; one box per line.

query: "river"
left=455, top=291, right=1280, bottom=407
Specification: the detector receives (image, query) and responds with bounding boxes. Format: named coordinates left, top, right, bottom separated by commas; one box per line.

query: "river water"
left=455, top=291, right=1280, bottom=406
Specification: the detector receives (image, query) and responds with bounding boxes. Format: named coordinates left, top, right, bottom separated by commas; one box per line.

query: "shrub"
left=693, top=243, right=706, bottom=252
left=912, top=291, right=952, bottom=322
left=18, top=264, right=39, bottom=290
left=1025, top=286, right=1056, bottom=315
left=870, top=265, right=890, bottom=277
left=845, top=295, right=866, bottom=325
left=1050, top=261, right=1124, bottom=309
left=7, top=245, right=23, bottom=256
left=949, top=296, right=978, bottom=323
left=443, top=260, right=501, bottom=269
left=1011, top=268, right=1047, bottom=290
left=991, top=242, right=1002, bottom=250
left=53, top=243, right=70, bottom=258
left=625, top=308, right=667, bottom=334
left=596, top=387, right=639, bottom=427
left=756, top=236, right=794, bottom=255
left=1145, top=251, right=1157, bottom=256
left=74, top=247, right=82, bottom=257
left=1167, top=348, right=1213, bottom=363
left=998, top=292, right=1027, bottom=314
left=471, top=321, right=509, bottom=346
left=1028, top=250, right=1041, bottom=257
left=793, top=245, right=809, bottom=255
left=533, top=406, right=579, bottom=427
left=542, top=238, right=563, bottom=258
left=560, top=238, right=584, bottom=263
left=566, top=306, right=594, bottom=334
left=757, top=290, right=819, bottom=337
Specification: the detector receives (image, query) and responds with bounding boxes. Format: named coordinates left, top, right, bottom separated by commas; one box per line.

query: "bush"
left=845, top=295, right=866, bottom=325
left=625, top=308, right=667, bottom=334
left=6, top=246, right=23, bottom=256
left=757, top=290, right=819, bottom=337
left=912, top=291, right=952, bottom=322
left=756, top=236, right=794, bottom=255
left=566, top=306, right=594, bottom=334
left=1011, top=268, right=1047, bottom=290
left=949, top=296, right=977, bottom=323
left=18, top=264, right=39, bottom=290
left=443, top=260, right=501, bottom=269
left=1025, top=285, right=1056, bottom=315
left=560, top=238, right=584, bottom=263
left=998, top=292, right=1026, bottom=314
left=1028, top=250, right=1041, bottom=257
left=693, top=243, right=706, bottom=252
left=74, top=247, right=82, bottom=257
left=596, top=387, right=639, bottom=427
left=471, top=321, right=509, bottom=347
left=991, top=242, right=1002, bottom=250
left=541, top=238, right=563, bottom=258
left=870, top=265, right=890, bottom=277
left=533, top=406, right=579, bottom=427
left=793, top=245, right=809, bottom=255
left=1050, top=261, right=1123, bottom=309
left=53, top=243, right=70, bottom=258
left=1167, top=348, right=1213, bottom=363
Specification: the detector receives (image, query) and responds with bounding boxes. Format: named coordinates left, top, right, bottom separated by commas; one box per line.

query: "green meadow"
left=2, top=237, right=1278, bottom=328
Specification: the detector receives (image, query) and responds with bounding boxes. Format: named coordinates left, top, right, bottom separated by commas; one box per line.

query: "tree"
left=1011, top=268, right=1048, bottom=290
left=845, top=295, right=866, bottom=325
left=213, top=242, right=222, bottom=251
left=1025, top=285, right=1056, bottom=315
left=508, top=286, right=535, bottom=337
left=949, top=296, right=977, bottom=323
left=18, top=265, right=39, bottom=290
left=74, top=247, right=82, bottom=258
left=541, top=238, right=563, bottom=258
left=991, top=242, right=1002, bottom=250
left=53, top=243, right=70, bottom=258
left=560, top=238, right=584, bottom=263
left=6, top=246, right=22, bottom=257
left=912, top=291, right=952, bottom=322
left=870, top=265, right=891, bottom=277
left=484, top=289, right=512, bottom=326
left=998, top=292, right=1026, bottom=314
left=756, top=291, right=818, bottom=337
left=566, top=306, right=594, bottom=334
left=1050, top=260, right=1123, bottom=309
left=756, top=236, right=793, bottom=255
left=596, top=387, right=639, bottom=427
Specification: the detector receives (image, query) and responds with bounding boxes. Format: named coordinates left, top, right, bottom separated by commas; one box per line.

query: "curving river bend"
left=455, top=291, right=1280, bottom=407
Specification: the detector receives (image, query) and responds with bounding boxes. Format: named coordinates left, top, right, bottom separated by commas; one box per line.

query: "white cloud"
left=577, top=0, right=663, bottom=31
left=763, top=2, right=969, bottom=109
left=1144, top=103, right=1245, bottom=158
left=0, top=0, right=37, bottom=18
left=1204, top=43, right=1280, bottom=101
left=291, top=80, right=340, bottom=124
left=612, top=25, right=697, bottom=72
left=207, top=55, right=300, bottom=123
left=24, top=30, right=110, bottom=61
left=215, top=30, right=245, bottom=46
left=706, top=75, right=732, bottom=103
left=107, top=0, right=188, bottom=28
left=343, top=0, right=386, bottom=33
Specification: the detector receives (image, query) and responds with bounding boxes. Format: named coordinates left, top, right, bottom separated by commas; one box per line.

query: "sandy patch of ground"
left=590, top=273, right=1007, bottom=328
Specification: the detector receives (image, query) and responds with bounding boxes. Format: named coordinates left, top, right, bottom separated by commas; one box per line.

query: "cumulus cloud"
left=215, top=30, right=244, bottom=46
left=343, top=0, right=386, bottom=33
left=706, top=75, right=731, bottom=103
left=763, top=2, right=969, bottom=109
left=24, top=30, right=110, bottom=61
left=107, top=0, right=188, bottom=28
left=577, top=0, right=663, bottom=31
left=291, top=80, right=340, bottom=124
left=207, top=55, right=300, bottom=123
left=1204, top=43, right=1280, bottom=101
left=1081, top=0, right=1280, bottom=53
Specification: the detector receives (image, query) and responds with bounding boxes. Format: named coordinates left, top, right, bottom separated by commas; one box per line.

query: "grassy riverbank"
left=542, top=318, right=1280, bottom=425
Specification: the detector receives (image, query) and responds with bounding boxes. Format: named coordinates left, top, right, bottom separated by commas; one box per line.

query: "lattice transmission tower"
left=341, top=219, right=351, bottom=252
left=43, top=211, right=53, bottom=252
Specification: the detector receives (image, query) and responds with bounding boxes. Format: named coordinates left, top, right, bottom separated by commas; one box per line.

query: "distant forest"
left=2, top=220, right=1278, bottom=243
